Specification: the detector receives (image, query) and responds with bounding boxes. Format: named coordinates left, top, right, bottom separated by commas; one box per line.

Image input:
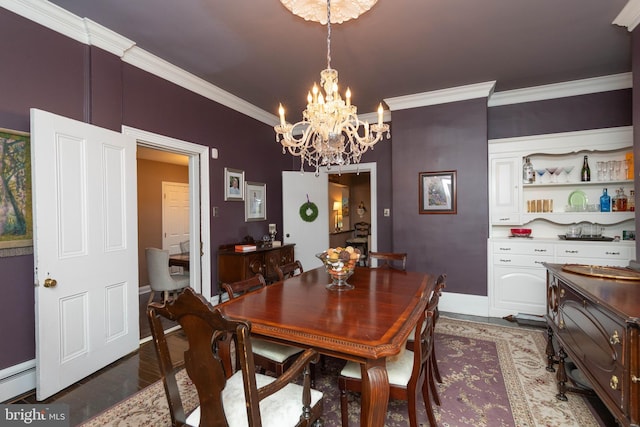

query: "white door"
left=162, top=181, right=190, bottom=254
left=282, top=171, right=329, bottom=270
left=31, top=109, right=139, bottom=400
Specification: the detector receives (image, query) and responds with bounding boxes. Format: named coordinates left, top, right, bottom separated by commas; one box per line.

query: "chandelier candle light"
left=275, top=0, right=390, bottom=175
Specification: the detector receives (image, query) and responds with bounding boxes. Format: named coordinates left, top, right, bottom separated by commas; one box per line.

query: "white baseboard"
left=439, top=291, right=490, bottom=317
left=0, top=359, right=36, bottom=402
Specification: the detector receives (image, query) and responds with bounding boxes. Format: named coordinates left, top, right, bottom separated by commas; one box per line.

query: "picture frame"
left=245, top=181, right=267, bottom=221
left=0, top=128, right=33, bottom=257
left=419, top=170, right=457, bottom=214
left=224, top=167, right=245, bottom=201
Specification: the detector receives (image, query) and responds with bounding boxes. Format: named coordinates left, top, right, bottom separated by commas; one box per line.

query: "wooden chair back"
left=368, top=251, right=407, bottom=271
left=276, top=260, right=304, bottom=281
left=148, top=287, right=322, bottom=427
left=222, top=274, right=266, bottom=300
left=352, top=222, right=370, bottom=238
left=147, top=287, right=244, bottom=426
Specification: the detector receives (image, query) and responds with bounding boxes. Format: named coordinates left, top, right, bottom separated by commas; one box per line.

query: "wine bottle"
left=600, top=188, right=610, bottom=212
left=581, top=155, right=591, bottom=182
left=522, top=157, right=535, bottom=184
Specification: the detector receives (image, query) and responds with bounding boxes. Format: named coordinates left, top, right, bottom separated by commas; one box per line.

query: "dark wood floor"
left=5, top=311, right=617, bottom=427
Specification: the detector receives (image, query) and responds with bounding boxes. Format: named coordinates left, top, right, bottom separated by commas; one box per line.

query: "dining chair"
left=146, top=247, right=190, bottom=305
left=368, top=251, right=407, bottom=271
left=222, top=274, right=311, bottom=382
left=147, top=287, right=324, bottom=427
left=338, top=289, right=440, bottom=427
left=406, top=274, right=447, bottom=406
left=345, top=222, right=370, bottom=266
left=275, top=260, right=304, bottom=281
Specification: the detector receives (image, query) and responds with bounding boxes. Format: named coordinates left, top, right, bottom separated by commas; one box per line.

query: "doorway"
left=123, top=126, right=212, bottom=341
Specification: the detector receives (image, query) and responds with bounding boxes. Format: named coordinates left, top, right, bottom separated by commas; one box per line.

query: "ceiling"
left=46, top=0, right=632, bottom=119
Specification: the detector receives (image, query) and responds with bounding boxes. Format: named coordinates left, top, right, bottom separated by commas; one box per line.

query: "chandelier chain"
left=326, top=0, right=331, bottom=69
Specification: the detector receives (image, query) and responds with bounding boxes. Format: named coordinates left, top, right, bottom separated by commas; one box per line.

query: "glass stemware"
left=545, top=167, right=558, bottom=183
left=563, top=165, right=575, bottom=183
left=535, top=169, right=546, bottom=184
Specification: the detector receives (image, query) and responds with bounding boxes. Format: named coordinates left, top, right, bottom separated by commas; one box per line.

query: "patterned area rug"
left=80, top=317, right=600, bottom=426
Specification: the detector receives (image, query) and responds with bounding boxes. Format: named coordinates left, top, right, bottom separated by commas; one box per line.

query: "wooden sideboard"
left=218, top=243, right=295, bottom=285
left=544, top=263, right=639, bottom=427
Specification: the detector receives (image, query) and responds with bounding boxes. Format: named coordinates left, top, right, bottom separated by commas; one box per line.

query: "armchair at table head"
left=145, top=247, right=189, bottom=305
left=147, top=287, right=324, bottom=427
left=368, top=251, right=407, bottom=271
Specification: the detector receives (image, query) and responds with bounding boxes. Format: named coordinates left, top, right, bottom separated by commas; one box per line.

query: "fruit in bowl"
left=317, top=246, right=361, bottom=291
left=510, top=228, right=532, bottom=237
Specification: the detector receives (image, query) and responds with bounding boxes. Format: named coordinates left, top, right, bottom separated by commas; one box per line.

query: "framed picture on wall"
left=224, top=167, right=245, bottom=201
left=245, top=181, right=267, bottom=221
left=0, top=128, right=33, bottom=257
left=419, top=170, right=457, bottom=214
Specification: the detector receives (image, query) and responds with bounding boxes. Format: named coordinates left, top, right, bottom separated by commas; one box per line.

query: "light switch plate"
left=383, top=208, right=390, bottom=217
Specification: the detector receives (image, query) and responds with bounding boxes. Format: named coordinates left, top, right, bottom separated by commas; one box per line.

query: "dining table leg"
left=360, top=358, right=389, bottom=427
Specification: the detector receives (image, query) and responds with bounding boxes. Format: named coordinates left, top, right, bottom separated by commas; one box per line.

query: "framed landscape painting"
left=419, top=170, right=457, bottom=214
left=0, top=128, right=32, bottom=255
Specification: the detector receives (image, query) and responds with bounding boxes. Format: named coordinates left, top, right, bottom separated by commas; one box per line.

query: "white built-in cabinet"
left=488, top=127, right=636, bottom=317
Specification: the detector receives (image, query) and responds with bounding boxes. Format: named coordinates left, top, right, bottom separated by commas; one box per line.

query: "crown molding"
left=488, top=73, right=632, bottom=107
left=122, top=47, right=276, bottom=125
left=1, top=0, right=277, bottom=126
left=613, top=0, right=640, bottom=31
left=384, top=81, right=497, bottom=111
left=2, top=0, right=632, bottom=124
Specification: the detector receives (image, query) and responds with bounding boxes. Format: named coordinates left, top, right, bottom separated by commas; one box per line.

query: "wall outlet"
left=383, top=208, right=390, bottom=217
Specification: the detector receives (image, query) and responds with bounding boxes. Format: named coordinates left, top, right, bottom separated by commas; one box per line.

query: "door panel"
left=282, top=171, right=329, bottom=270
left=162, top=181, right=190, bottom=254
left=32, top=109, right=139, bottom=400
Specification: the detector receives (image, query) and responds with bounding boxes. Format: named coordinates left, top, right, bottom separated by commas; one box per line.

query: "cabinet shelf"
left=523, top=179, right=633, bottom=188
left=522, top=212, right=635, bottom=225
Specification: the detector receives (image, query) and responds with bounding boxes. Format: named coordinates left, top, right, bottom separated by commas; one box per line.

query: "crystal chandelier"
left=275, top=0, right=390, bottom=175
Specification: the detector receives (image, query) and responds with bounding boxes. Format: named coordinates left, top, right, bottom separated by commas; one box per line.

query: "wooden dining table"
left=218, top=266, right=433, bottom=427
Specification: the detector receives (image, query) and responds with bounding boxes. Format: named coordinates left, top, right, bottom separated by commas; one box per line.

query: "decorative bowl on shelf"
left=510, top=228, right=532, bottom=237
left=316, top=248, right=360, bottom=291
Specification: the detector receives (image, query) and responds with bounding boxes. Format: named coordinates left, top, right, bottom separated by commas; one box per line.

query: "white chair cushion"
left=186, top=370, right=323, bottom=427
left=251, top=338, right=303, bottom=362
left=340, top=350, right=414, bottom=387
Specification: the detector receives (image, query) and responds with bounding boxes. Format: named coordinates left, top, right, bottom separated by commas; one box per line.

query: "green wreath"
left=299, top=201, right=319, bottom=222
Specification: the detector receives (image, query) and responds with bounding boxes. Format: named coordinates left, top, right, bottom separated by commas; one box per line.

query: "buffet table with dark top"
left=544, top=263, right=640, bottom=427
left=218, top=243, right=295, bottom=284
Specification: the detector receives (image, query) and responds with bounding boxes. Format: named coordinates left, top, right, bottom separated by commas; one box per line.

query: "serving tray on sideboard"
left=557, top=235, right=615, bottom=242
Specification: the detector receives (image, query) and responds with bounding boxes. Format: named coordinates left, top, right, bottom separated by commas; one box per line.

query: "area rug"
left=80, top=317, right=600, bottom=426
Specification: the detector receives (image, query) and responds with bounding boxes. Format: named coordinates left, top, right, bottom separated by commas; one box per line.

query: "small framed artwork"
left=419, top=170, right=457, bottom=214
left=224, top=167, right=244, bottom=201
left=245, top=181, right=267, bottom=221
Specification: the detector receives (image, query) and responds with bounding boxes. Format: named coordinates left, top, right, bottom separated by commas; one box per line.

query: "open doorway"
left=122, top=126, right=212, bottom=341
left=328, top=172, right=372, bottom=261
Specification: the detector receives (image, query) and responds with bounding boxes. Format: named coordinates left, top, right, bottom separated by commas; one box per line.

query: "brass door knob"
left=44, top=278, right=57, bottom=288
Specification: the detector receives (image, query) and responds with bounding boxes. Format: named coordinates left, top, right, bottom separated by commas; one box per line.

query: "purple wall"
left=489, top=89, right=632, bottom=140
left=391, top=99, right=490, bottom=296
